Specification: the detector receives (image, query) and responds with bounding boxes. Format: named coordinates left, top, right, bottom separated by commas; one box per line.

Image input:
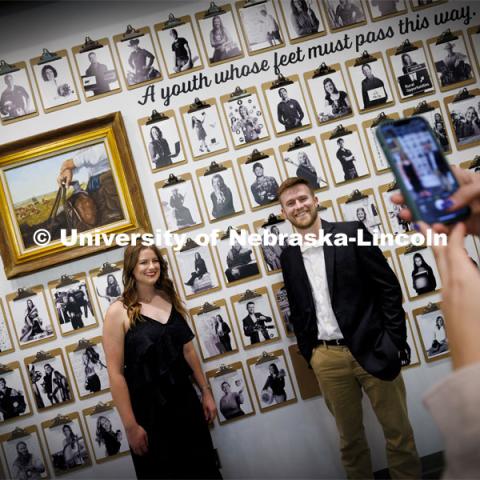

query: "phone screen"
left=377, top=117, right=470, bottom=224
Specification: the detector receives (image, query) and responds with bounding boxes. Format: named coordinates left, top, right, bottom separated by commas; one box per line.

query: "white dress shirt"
left=301, top=242, right=343, bottom=340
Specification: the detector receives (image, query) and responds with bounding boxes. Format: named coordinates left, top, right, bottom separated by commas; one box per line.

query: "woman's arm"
left=103, top=302, right=148, bottom=455
left=183, top=340, right=217, bottom=423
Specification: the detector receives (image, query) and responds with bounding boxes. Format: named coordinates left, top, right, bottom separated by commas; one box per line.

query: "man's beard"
left=288, top=205, right=318, bottom=230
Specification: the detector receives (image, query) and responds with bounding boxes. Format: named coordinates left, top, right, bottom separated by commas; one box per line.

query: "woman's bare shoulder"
left=105, top=300, right=128, bottom=323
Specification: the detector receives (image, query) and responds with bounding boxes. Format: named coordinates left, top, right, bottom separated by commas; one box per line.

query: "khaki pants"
left=310, top=345, right=421, bottom=479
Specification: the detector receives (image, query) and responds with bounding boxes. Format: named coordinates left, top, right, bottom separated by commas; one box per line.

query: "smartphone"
left=376, top=116, right=470, bottom=224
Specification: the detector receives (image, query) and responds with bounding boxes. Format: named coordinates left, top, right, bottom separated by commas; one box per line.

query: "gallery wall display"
left=0, top=361, right=32, bottom=426
left=410, top=0, right=446, bottom=11
left=0, top=112, right=151, bottom=279
left=365, top=0, right=407, bottom=21
left=316, top=199, right=338, bottom=223
left=278, top=0, right=326, bottom=43
left=89, top=262, right=124, bottom=321
left=379, top=182, right=414, bottom=235
left=287, top=344, right=321, bottom=400
left=323, top=0, right=366, bottom=32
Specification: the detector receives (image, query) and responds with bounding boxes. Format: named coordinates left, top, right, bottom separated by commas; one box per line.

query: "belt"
left=316, top=338, right=346, bottom=347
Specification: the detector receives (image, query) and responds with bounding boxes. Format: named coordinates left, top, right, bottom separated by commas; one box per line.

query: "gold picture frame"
left=0, top=298, right=15, bottom=357
left=0, top=111, right=151, bottom=279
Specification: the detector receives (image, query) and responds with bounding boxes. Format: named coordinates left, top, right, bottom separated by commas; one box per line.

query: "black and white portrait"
left=429, top=37, right=473, bottom=89
left=192, top=305, right=237, bottom=360
left=447, top=95, right=480, bottom=147
left=340, top=195, right=384, bottom=236
left=0, top=302, right=13, bottom=354
left=406, top=107, right=451, bottom=153
left=241, top=156, right=282, bottom=208
left=239, top=0, right=284, bottom=52
left=367, top=0, right=406, bottom=19
left=0, top=69, right=36, bottom=121
left=197, top=10, right=243, bottom=64
left=399, top=248, right=441, bottom=299
left=307, top=71, right=352, bottom=123
left=364, top=121, right=391, bottom=172
left=7, top=292, right=55, bottom=347
left=381, top=188, right=413, bottom=234
left=199, top=168, right=243, bottom=221
left=411, top=0, right=444, bottom=9
left=183, top=103, right=227, bottom=157
left=141, top=117, right=185, bottom=170
left=469, top=27, right=480, bottom=70
left=415, top=309, right=449, bottom=361
left=51, top=282, right=97, bottom=335
left=116, top=34, right=161, bottom=86
left=323, top=130, right=369, bottom=184
left=27, top=356, right=72, bottom=410
left=390, top=47, right=434, bottom=99
left=176, top=244, right=220, bottom=297
left=157, top=179, right=202, bottom=231
left=348, top=59, right=392, bottom=111
left=84, top=408, right=128, bottom=461
left=0, top=368, right=30, bottom=424
left=44, top=419, right=89, bottom=474
left=68, top=343, right=109, bottom=398
left=273, top=283, right=294, bottom=336
left=249, top=354, right=295, bottom=409
left=74, top=45, right=119, bottom=98
left=90, top=269, right=123, bottom=320
left=235, top=295, right=279, bottom=347
left=281, top=141, right=328, bottom=190
left=217, top=233, right=260, bottom=284
left=2, top=431, right=47, bottom=480
left=157, top=22, right=202, bottom=76
left=224, top=91, right=268, bottom=146
left=281, top=0, right=325, bottom=41
left=210, top=367, right=254, bottom=423
left=265, top=81, right=310, bottom=133
left=256, top=221, right=293, bottom=272
left=325, top=0, right=366, bottom=29
left=33, top=57, right=78, bottom=110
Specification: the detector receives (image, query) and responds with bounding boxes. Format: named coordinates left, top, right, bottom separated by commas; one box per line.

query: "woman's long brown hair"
left=122, top=244, right=186, bottom=326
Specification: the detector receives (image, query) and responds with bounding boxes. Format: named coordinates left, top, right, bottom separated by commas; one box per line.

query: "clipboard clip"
left=204, top=2, right=226, bottom=18
left=121, top=25, right=143, bottom=42
left=8, top=427, right=31, bottom=441
left=405, top=244, right=426, bottom=254
left=229, top=86, right=249, bottom=101
left=354, top=51, right=376, bottom=66
left=214, top=364, right=235, bottom=376
left=312, top=62, right=335, bottom=78
left=92, top=401, right=114, bottom=415
left=146, top=109, right=168, bottom=125
left=0, top=363, right=13, bottom=374
left=329, top=124, right=351, bottom=139
left=221, top=225, right=239, bottom=240
left=164, top=173, right=185, bottom=187
left=255, top=351, right=277, bottom=365
left=73, top=338, right=95, bottom=352
left=98, top=262, right=121, bottom=276
left=163, top=13, right=185, bottom=30
left=205, top=161, right=227, bottom=175
left=13, top=287, right=36, bottom=301
left=38, top=48, right=61, bottom=65
left=468, top=155, right=480, bottom=170
left=55, top=274, right=79, bottom=289
left=317, top=202, right=328, bottom=212
left=288, top=136, right=310, bottom=151
left=188, top=97, right=209, bottom=113
left=239, top=289, right=262, bottom=302
left=395, top=39, right=418, bottom=55
left=453, top=88, right=475, bottom=103
left=262, top=213, right=284, bottom=228
left=270, top=73, right=294, bottom=89
left=371, top=112, right=389, bottom=128
left=199, top=302, right=221, bottom=314
left=387, top=181, right=398, bottom=192
left=0, top=59, right=19, bottom=75
left=32, top=351, right=54, bottom=363
left=413, top=100, right=434, bottom=115
left=345, top=189, right=368, bottom=203
left=180, top=237, right=200, bottom=252
left=79, top=36, right=103, bottom=53
left=246, top=148, right=269, bottom=163
left=49, top=414, right=72, bottom=429
left=422, top=302, right=440, bottom=314
left=243, top=0, right=267, bottom=8
left=435, top=29, right=458, bottom=45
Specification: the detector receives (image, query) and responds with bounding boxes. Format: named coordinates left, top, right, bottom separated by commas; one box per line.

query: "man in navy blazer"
left=278, top=177, right=420, bottom=479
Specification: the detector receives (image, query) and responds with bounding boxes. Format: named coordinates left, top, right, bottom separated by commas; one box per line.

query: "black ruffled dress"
left=124, top=307, right=221, bottom=479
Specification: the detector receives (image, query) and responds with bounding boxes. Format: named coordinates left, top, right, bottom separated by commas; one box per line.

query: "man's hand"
left=57, top=159, right=75, bottom=187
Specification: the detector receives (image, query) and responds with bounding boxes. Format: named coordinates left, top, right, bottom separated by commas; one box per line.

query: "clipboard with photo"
left=346, top=50, right=395, bottom=114
left=88, top=261, right=123, bottom=321
left=0, top=298, right=15, bottom=356
left=190, top=300, right=239, bottom=362
left=195, top=2, right=245, bottom=67
left=365, top=0, right=407, bottom=22
left=173, top=238, right=222, bottom=300
left=467, top=25, right=480, bottom=74
left=6, top=286, right=56, bottom=349
left=427, top=29, right=476, bottom=92
left=30, top=48, right=80, bottom=113
left=155, top=14, right=204, bottom=79
left=410, top=0, right=446, bottom=11
left=287, top=344, right=321, bottom=399
left=196, top=160, right=245, bottom=222
left=0, top=59, right=38, bottom=124
left=459, top=155, right=480, bottom=174
left=379, top=181, right=414, bottom=235
left=271, top=281, right=295, bottom=337
left=320, top=123, right=370, bottom=186
left=247, top=349, right=297, bottom=413
left=48, top=273, right=99, bottom=337
left=362, top=112, right=399, bottom=174
left=72, top=36, right=121, bottom=102
left=403, top=99, right=452, bottom=154
left=206, top=362, right=255, bottom=424
left=262, top=73, right=312, bottom=136
left=235, top=0, right=285, bottom=55
left=113, top=25, right=162, bottom=90
left=387, top=39, right=435, bottom=102
left=220, top=86, right=270, bottom=149
left=155, top=173, right=204, bottom=234
left=138, top=109, right=187, bottom=172
left=304, top=62, right=353, bottom=127
left=323, top=0, right=367, bottom=32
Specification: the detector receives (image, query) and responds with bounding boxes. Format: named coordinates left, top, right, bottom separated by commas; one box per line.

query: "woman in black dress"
left=103, top=244, right=221, bottom=479
left=185, top=252, right=208, bottom=288
left=211, top=174, right=235, bottom=219
left=148, top=126, right=173, bottom=169
left=411, top=252, right=437, bottom=295
left=95, top=415, right=122, bottom=456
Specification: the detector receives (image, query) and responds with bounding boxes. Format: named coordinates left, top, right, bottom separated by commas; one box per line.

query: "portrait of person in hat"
left=437, top=40, right=472, bottom=87
left=250, top=162, right=279, bottom=206
left=126, top=36, right=160, bottom=85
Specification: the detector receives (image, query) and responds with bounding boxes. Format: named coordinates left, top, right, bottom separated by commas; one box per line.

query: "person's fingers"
left=447, top=182, right=480, bottom=210
left=390, top=192, right=405, bottom=205
left=398, top=209, right=413, bottom=222
left=445, top=223, right=469, bottom=276
left=451, top=165, right=475, bottom=186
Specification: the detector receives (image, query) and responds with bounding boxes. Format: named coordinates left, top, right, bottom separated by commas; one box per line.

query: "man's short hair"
left=278, top=177, right=315, bottom=203
left=252, top=162, right=263, bottom=172
left=278, top=87, right=287, bottom=97
left=246, top=301, right=255, bottom=308
left=337, top=138, right=344, bottom=145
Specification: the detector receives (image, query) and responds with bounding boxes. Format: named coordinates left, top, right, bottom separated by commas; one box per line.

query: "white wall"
left=1, top=1, right=478, bottom=478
